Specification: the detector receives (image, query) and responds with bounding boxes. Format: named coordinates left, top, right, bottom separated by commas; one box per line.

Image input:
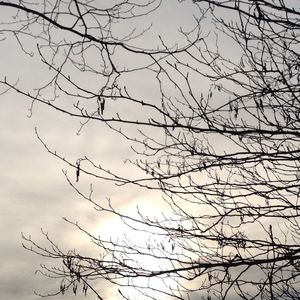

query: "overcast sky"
left=0, top=1, right=203, bottom=300
left=0, top=1, right=296, bottom=300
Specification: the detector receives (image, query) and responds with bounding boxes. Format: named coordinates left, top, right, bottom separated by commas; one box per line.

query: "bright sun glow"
left=90, top=198, right=178, bottom=300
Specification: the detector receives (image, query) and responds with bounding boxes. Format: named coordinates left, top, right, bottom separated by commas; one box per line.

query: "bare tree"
left=1, top=0, right=300, bottom=299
